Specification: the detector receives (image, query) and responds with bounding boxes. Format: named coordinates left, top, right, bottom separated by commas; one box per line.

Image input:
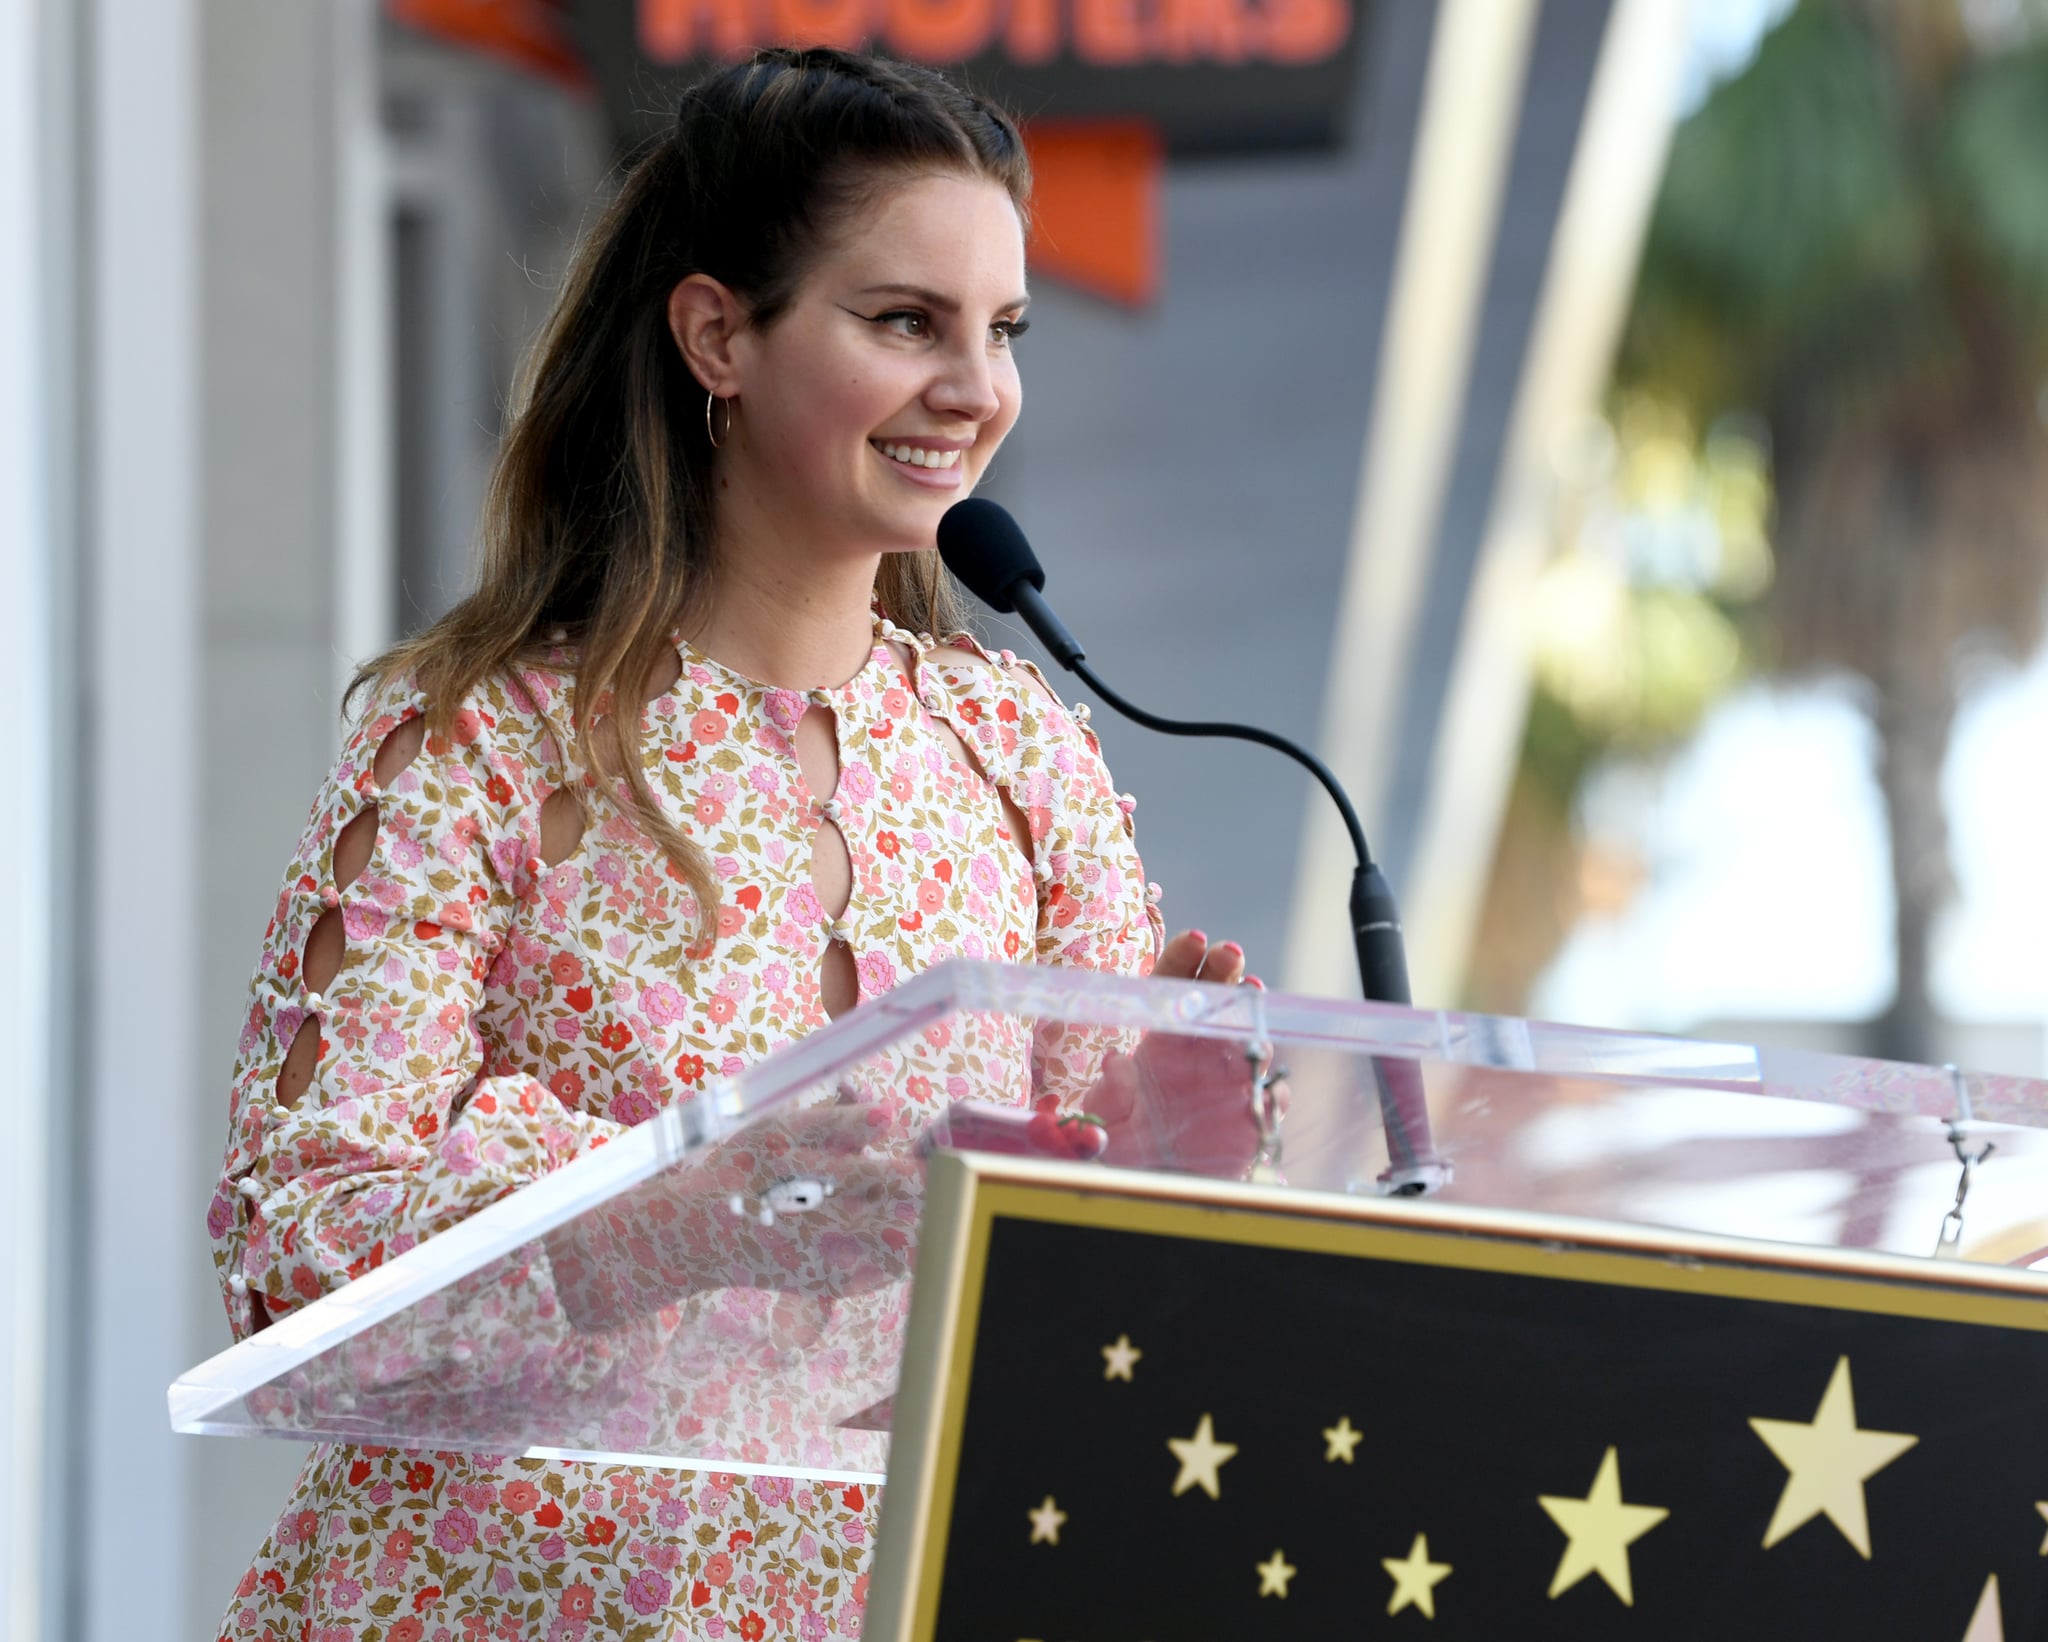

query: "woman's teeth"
left=876, top=442, right=962, bottom=469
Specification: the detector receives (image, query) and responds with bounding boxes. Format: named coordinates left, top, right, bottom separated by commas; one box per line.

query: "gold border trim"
left=868, top=1153, right=994, bottom=1641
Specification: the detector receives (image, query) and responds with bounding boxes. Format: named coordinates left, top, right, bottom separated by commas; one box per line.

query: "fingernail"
left=1220, top=941, right=1243, bottom=958
left=1187, top=930, right=1207, bottom=945
left=1246, top=974, right=1265, bottom=990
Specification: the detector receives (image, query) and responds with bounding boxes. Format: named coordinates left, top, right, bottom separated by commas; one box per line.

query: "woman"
left=209, top=47, right=1251, bottom=1639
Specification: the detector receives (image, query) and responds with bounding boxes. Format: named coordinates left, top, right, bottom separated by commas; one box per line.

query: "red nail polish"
left=1187, top=930, right=1207, bottom=944
left=1220, top=941, right=1243, bottom=958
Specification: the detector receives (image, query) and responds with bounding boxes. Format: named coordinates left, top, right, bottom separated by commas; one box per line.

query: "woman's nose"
left=929, top=340, right=1003, bottom=423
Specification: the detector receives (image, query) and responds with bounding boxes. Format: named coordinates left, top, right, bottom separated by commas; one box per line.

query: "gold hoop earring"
left=706, top=391, right=732, bottom=450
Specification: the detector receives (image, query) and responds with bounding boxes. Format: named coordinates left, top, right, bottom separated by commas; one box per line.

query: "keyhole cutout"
left=793, top=701, right=856, bottom=1018
left=895, top=642, right=1036, bottom=871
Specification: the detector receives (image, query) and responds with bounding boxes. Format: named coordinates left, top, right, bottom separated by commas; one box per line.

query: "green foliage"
left=1622, top=1, right=2048, bottom=454
left=1938, top=44, right=2048, bottom=308
left=1570, top=0, right=2048, bottom=737
left=1518, top=398, right=1772, bottom=813
left=1645, top=3, right=1920, bottom=337
left=1514, top=0, right=2048, bottom=1049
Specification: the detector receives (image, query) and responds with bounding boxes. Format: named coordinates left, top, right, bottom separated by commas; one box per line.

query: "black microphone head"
left=936, top=498, right=1044, bottom=614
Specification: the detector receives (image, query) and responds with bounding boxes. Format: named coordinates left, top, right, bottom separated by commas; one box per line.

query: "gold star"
left=1323, top=1415, right=1362, bottom=1464
left=1027, top=1495, right=1066, bottom=1545
left=1255, top=1549, right=1296, bottom=1598
left=1538, top=1447, right=1669, bottom=1605
left=1382, top=1533, right=1451, bottom=1618
left=1101, top=1334, right=1142, bottom=1381
left=2035, top=1500, right=2048, bottom=1553
left=1167, top=1413, right=1238, bottom=1499
left=1963, top=1573, right=2005, bottom=1641
left=1749, top=1356, right=1917, bottom=1558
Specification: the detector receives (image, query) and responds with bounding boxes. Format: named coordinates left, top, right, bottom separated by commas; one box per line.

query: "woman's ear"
left=667, top=274, right=747, bottom=396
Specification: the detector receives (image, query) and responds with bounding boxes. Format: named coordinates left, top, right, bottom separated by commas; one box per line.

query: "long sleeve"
left=918, top=636, right=1164, bottom=978
left=917, top=637, right=1165, bottom=1120
left=206, top=674, right=624, bottom=1342
left=1005, top=656, right=1165, bottom=979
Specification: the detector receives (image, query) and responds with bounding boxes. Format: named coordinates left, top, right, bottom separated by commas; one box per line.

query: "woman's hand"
left=1079, top=928, right=1277, bottom=1174
left=1151, top=928, right=1262, bottom=989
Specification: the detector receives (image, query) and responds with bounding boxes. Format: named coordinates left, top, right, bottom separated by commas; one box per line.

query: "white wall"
left=60, top=4, right=375, bottom=1636
left=78, top=0, right=203, bottom=1635
left=2, top=0, right=68, bottom=1632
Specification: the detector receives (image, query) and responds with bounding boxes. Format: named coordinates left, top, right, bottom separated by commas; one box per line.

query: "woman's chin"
left=863, top=492, right=969, bottom=552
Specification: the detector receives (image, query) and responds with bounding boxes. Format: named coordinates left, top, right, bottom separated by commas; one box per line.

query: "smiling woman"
left=206, top=45, right=1253, bottom=1641
left=667, top=170, right=1029, bottom=568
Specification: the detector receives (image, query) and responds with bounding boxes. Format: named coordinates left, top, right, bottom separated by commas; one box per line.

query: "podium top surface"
left=170, top=961, right=2048, bottom=1480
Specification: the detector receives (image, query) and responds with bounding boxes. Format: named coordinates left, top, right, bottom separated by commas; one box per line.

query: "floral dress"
left=209, top=614, right=1162, bottom=1640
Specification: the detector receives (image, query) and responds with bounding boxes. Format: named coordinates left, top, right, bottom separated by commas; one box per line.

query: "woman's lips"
left=871, top=440, right=967, bottom=489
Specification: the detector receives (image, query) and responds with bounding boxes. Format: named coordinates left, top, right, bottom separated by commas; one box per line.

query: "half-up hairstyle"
left=352, top=48, right=1032, bottom=935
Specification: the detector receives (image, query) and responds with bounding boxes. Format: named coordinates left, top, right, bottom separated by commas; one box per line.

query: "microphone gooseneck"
left=1058, top=658, right=1411, bottom=1009
left=935, top=498, right=1412, bottom=1010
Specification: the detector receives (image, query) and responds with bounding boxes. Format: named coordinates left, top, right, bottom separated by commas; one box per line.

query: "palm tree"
left=1615, top=0, right=2048, bottom=1066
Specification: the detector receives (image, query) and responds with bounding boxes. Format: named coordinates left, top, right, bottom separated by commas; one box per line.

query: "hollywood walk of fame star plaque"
left=870, top=1151, right=2048, bottom=1641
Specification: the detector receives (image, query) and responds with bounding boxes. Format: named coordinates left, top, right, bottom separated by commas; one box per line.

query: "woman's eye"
left=991, top=318, right=1031, bottom=347
left=875, top=310, right=930, bottom=338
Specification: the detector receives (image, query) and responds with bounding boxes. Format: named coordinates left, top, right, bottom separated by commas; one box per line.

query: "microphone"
left=937, top=498, right=1444, bottom=1196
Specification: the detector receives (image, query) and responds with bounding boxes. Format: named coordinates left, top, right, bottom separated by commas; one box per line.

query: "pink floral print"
left=210, top=616, right=1161, bottom=1639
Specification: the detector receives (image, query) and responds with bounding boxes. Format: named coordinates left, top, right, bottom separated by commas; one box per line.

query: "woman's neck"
left=687, top=534, right=884, bottom=691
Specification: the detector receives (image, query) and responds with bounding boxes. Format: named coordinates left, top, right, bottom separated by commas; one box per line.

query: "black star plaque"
left=871, top=1152, right=2048, bottom=1640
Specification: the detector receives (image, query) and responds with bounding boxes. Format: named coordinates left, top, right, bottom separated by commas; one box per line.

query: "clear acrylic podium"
left=169, top=960, right=2048, bottom=1484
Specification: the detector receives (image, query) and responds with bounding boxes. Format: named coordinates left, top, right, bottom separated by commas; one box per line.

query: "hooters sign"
left=563, top=0, right=1371, bottom=155
left=389, top=0, right=1372, bottom=303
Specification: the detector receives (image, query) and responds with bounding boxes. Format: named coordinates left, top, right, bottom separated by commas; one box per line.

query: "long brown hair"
left=353, top=47, right=1031, bottom=930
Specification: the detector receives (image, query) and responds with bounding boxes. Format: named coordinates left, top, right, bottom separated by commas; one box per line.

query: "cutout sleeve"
left=206, top=675, right=623, bottom=1342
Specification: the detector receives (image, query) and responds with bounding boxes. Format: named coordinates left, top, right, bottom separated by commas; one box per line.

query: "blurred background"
left=5, top=0, right=2048, bottom=1634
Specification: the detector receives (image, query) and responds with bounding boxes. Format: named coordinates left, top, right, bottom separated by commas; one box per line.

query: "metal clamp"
left=1244, top=1035, right=1289, bottom=1187
left=1934, top=1065, right=1994, bottom=1261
